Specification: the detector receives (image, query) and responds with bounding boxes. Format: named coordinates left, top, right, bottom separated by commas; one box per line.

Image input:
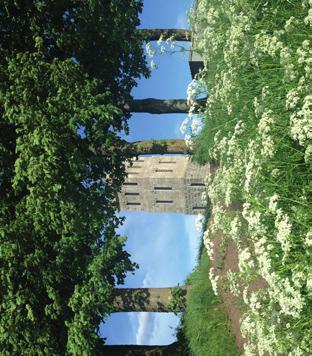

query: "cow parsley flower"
left=150, top=59, right=157, bottom=70
left=286, top=88, right=300, bottom=109
left=204, top=230, right=214, bottom=260
left=304, top=8, right=312, bottom=26
left=305, top=231, right=312, bottom=246
left=258, top=110, right=275, bottom=157
left=292, top=271, right=305, bottom=288
left=268, top=194, right=279, bottom=212
left=239, top=247, right=255, bottom=272
left=275, top=210, right=292, bottom=256
left=179, top=116, right=190, bottom=134
left=209, top=268, right=219, bottom=295
left=284, top=16, right=299, bottom=32
left=290, top=95, right=312, bottom=145
left=145, top=42, right=157, bottom=58
left=195, top=213, right=204, bottom=231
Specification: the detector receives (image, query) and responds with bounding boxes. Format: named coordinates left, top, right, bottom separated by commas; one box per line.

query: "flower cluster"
left=209, top=267, right=219, bottom=296
left=145, top=35, right=177, bottom=69
left=180, top=76, right=206, bottom=149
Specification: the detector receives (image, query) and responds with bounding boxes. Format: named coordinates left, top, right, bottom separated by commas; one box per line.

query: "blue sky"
left=100, top=0, right=200, bottom=346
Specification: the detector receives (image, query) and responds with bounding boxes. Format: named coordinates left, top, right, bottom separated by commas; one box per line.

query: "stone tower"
left=117, top=156, right=209, bottom=214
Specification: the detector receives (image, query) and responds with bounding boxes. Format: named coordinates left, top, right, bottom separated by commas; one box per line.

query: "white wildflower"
left=150, top=59, right=157, bottom=70
left=304, top=8, right=312, bottom=26
left=307, top=273, right=312, bottom=290
left=304, top=144, right=312, bottom=163
left=289, top=346, right=305, bottom=356
left=239, top=247, right=255, bottom=272
left=204, top=230, right=214, bottom=260
left=190, top=118, right=203, bottom=136
left=271, top=168, right=280, bottom=178
left=284, top=16, right=299, bottom=32
left=145, top=42, right=157, bottom=58
left=226, top=270, right=241, bottom=297
left=209, top=268, right=219, bottom=295
left=184, top=134, right=194, bottom=150
left=234, top=120, right=245, bottom=136
left=157, top=34, right=164, bottom=45
left=201, top=191, right=207, bottom=204
left=179, top=116, right=190, bottom=134
left=195, top=213, right=204, bottom=231
left=286, top=88, right=300, bottom=110
left=290, top=95, right=312, bottom=146
left=165, top=35, right=175, bottom=44
left=241, top=314, right=256, bottom=338
left=243, top=342, right=257, bottom=356
left=275, top=209, right=292, bottom=256
left=229, top=216, right=242, bottom=244
left=292, top=271, right=305, bottom=288
left=249, top=292, right=262, bottom=314
left=305, top=231, right=312, bottom=246
left=258, top=110, right=275, bottom=157
left=268, top=194, right=279, bottom=212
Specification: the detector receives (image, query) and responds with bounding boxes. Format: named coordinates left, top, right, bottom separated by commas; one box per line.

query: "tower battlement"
left=117, top=156, right=209, bottom=214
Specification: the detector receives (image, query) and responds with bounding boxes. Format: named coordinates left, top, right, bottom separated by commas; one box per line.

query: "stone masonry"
left=117, top=156, right=210, bottom=214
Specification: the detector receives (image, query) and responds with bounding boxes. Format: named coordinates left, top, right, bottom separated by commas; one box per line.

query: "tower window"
left=190, top=183, right=205, bottom=187
left=156, top=200, right=173, bottom=204
left=154, top=187, right=172, bottom=191
left=155, top=169, right=173, bottom=173
left=127, top=202, right=141, bottom=206
left=159, top=161, right=176, bottom=164
left=124, top=182, right=138, bottom=186
left=192, top=206, right=205, bottom=210
left=125, top=192, right=140, bottom=196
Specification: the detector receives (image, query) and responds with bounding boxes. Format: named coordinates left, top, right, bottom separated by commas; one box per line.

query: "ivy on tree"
left=0, top=0, right=148, bottom=354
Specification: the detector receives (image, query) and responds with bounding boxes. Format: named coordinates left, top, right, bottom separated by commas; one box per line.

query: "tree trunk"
left=123, top=98, right=206, bottom=114
left=112, top=286, right=188, bottom=312
left=131, top=139, right=188, bottom=155
left=103, top=342, right=181, bottom=356
left=137, top=29, right=191, bottom=41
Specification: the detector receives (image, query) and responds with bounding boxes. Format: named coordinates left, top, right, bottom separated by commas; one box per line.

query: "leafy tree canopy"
left=0, top=0, right=148, bottom=354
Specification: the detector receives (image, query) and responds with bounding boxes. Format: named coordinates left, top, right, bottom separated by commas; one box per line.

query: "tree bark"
left=123, top=98, right=206, bottom=114
left=131, top=139, right=188, bottom=155
left=137, top=29, right=191, bottom=41
left=112, top=286, right=188, bottom=312
left=103, top=342, right=181, bottom=356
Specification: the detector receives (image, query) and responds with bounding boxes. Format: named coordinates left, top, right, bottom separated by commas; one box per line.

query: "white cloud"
left=142, top=272, right=153, bottom=287
left=135, top=313, right=153, bottom=345
left=175, top=11, right=188, bottom=29
left=184, top=215, right=201, bottom=267
left=135, top=312, right=180, bottom=345
left=149, top=314, right=180, bottom=345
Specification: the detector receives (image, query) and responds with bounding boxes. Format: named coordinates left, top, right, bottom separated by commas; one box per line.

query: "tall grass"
left=180, top=248, right=238, bottom=356
left=175, top=204, right=238, bottom=356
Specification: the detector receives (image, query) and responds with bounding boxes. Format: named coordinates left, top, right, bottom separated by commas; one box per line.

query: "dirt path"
left=205, top=166, right=267, bottom=354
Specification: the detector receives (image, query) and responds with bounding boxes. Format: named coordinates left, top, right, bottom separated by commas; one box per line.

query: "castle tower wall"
left=118, top=156, right=209, bottom=215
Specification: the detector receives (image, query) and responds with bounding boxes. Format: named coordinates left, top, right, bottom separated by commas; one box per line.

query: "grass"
left=179, top=248, right=238, bottom=356
left=184, top=0, right=312, bottom=354
left=175, top=204, right=238, bottom=356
